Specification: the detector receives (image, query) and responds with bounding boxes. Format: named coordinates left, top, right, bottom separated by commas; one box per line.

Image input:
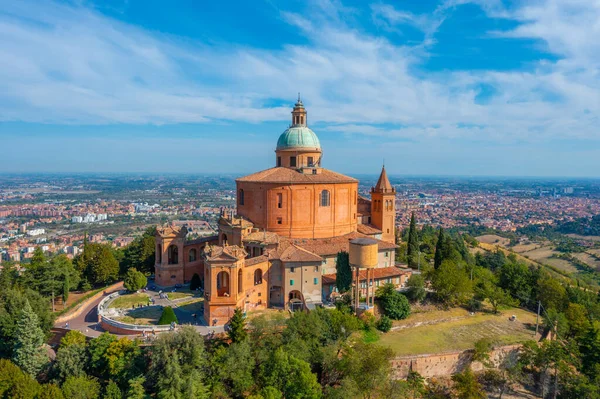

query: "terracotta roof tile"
left=245, top=255, right=269, bottom=266
left=291, top=232, right=396, bottom=256
left=279, top=244, right=322, bottom=262
left=236, top=167, right=358, bottom=184
left=357, top=224, right=382, bottom=235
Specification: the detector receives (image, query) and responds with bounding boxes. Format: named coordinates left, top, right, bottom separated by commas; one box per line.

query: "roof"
left=245, top=255, right=269, bottom=266
left=243, top=231, right=279, bottom=245
left=156, top=224, right=187, bottom=238
left=373, top=166, right=394, bottom=193
left=185, top=235, right=218, bottom=246
left=290, top=232, right=396, bottom=257
left=322, top=266, right=411, bottom=285
left=280, top=244, right=323, bottom=263
left=203, top=245, right=247, bottom=261
left=236, top=167, right=358, bottom=184
left=357, top=224, right=382, bottom=235
left=276, top=126, right=321, bottom=151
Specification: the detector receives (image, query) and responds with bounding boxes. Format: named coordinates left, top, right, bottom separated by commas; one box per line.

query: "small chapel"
left=155, top=97, right=403, bottom=325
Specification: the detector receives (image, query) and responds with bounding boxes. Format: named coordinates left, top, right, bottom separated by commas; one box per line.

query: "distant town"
left=2, top=173, right=600, bottom=264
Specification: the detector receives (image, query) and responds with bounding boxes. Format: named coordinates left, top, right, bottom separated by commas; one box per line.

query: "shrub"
left=405, top=274, right=427, bottom=303
left=158, top=307, right=178, bottom=325
left=123, top=268, right=147, bottom=292
left=190, top=273, right=202, bottom=291
left=376, top=283, right=411, bottom=320
left=376, top=315, right=392, bottom=332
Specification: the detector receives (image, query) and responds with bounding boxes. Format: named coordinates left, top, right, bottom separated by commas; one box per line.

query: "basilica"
left=154, top=98, right=402, bottom=325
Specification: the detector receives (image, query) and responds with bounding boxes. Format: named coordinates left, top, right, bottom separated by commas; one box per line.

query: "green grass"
left=167, top=292, right=193, bottom=300
left=378, top=307, right=537, bottom=356
left=109, top=293, right=150, bottom=309
left=55, top=285, right=108, bottom=316
left=362, top=328, right=380, bottom=344
left=115, top=306, right=163, bottom=325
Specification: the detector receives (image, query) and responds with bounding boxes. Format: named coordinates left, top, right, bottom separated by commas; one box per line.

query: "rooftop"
left=237, top=167, right=357, bottom=184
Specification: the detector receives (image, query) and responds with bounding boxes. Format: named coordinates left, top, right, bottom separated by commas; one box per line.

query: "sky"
left=0, top=0, right=599, bottom=177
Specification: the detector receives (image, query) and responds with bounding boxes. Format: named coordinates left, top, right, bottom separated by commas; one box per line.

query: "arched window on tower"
left=188, top=248, right=197, bottom=262
left=157, top=244, right=162, bottom=264
left=221, top=233, right=228, bottom=246
left=320, top=190, right=330, bottom=207
left=238, top=269, right=243, bottom=293
left=239, top=189, right=244, bottom=205
left=168, top=245, right=178, bottom=264
left=254, top=269, right=263, bottom=285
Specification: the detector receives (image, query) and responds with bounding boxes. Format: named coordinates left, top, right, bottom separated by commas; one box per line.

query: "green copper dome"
left=276, top=126, right=321, bottom=151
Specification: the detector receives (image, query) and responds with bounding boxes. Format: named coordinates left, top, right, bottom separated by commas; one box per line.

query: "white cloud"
left=0, top=0, right=598, bottom=149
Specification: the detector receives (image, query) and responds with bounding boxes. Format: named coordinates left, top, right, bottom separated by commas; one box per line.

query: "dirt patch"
left=476, top=235, right=510, bottom=247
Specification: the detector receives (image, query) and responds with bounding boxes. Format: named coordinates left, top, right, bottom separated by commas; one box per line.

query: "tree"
left=123, top=268, right=147, bottom=292
left=337, top=341, right=394, bottom=398
left=376, top=315, right=392, bottom=332
left=62, top=376, right=101, bottom=399
left=0, top=359, right=41, bottom=399
left=88, top=332, right=117, bottom=378
left=434, top=228, right=444, bottom=270
left=564, top=303, right=590, bottom=338
left=452, top=368, right=485, bottom=399
left=150, top=327, right=208, bottom=399
left=498, top=261, right=533, bottom=305
left=60, top=330, right=87, bottom=348
left=76, top=243, right=119, bottom=285
left=375, top=283, right=410, bottom=320
left=405, top=274, right=426, bottom=302
left=475, top=279, right=517, bottom=313
left=537, top=276, right=567, bottom=311
left=54, top=343, right=88, bottom=382
left=262, top=348, right=320, bottom=399
left=407, top=213, right=419, bottom=268
left=104, top=337, right=144, bottom=386
left=335, top=251, right=352, bottom=293
left=126, top=376, right=147, bottom=399
left=227, top=307, right=248, bottom=343
left=431, top=260, right=473, bottom=306
left=120, top=227, right=156, bottom=275
left=0, top=287, right=54, bottom=357
left=39, top=384, right=65, bottom=399
left=190, top=273, right=202, bottom=291
left=104, top=381, right=122, bottom=399
left=12, top=300, right=47, bottom=377
left=158, top=306, right=178, bottom=325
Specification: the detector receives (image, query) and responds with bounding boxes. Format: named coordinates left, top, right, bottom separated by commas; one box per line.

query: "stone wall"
left=391, top=344, right=521, bottom=379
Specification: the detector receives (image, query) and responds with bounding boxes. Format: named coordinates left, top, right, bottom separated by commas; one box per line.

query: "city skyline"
left=1, top=0, right=599, bottom=177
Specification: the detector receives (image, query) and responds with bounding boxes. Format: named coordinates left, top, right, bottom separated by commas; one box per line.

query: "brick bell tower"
left=371, top=166, right=396, bottom=243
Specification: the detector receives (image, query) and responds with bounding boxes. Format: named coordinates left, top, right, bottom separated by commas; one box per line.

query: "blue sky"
left=0, top=0, right=599, bottom=176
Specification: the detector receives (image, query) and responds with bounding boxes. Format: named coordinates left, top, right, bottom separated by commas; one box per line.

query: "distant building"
left=27, top=228, right=45, bottom=236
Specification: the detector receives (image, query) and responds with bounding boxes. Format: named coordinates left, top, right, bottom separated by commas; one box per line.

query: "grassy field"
left=167, top=292, right=194, bottom=300
left=109, top=293, right=150, bottom=309
left=511, top=242, right=544, bottom=253
left=572, top=252, right=600, bottom=271
left=115, top=306, right=163, bottom=325
left=378, top=307, right=537, bottom=356
left=523, top=246, right=578, bottom=273
left=477, top=234, right=510, bottom=247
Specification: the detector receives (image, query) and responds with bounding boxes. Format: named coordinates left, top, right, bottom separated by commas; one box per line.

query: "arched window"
left=239, top=189, right=244, bottom=205
left=320, top=190, right=330, bottom=207
left=254, top=269, right=263, bottom=285
left=238, top=269, right=243, bottom=293
left=157, top=244, right=162, bottom=264
left=168, top=245, right=178, bottom=264
left=188, top=248, right=197, bottom=262
left=354, top=191, right=357, bottom=205
left=216, top=271, right=230, bottom=297
left=221, top=233, right=228, bottom=246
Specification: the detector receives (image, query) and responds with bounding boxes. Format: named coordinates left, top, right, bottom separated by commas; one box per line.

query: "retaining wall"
left=391, top=344, right=521, bottom=379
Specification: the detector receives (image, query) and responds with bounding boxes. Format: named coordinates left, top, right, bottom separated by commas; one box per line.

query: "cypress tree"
left=407, top=212, right=419, bottom=268
left=227, top=308, right=247, bottom=343
left=335, top=251, right=352, bottom=293
left=434, top=228, right=444, bottom=270
left=12, top=300, right=47, bottom=377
